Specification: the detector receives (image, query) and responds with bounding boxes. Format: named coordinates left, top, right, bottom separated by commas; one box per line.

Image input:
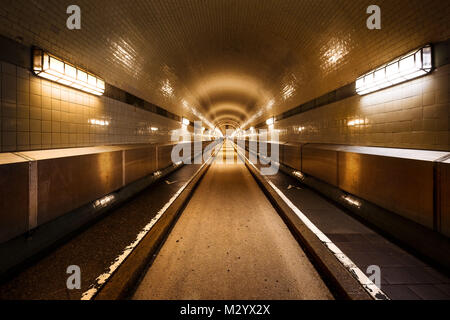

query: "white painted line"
left=235, top=145, right=389, bottom=300
left=81, top=151, right=218, bottom=300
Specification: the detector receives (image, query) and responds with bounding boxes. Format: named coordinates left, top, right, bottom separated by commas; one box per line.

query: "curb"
left=94, top=153, right=216, bottom=299
left=236, top=147, right=373, bottom=300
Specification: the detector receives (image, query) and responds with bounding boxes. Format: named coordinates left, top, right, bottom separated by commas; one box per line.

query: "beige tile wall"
left=0, top=61, right=182, bottom=152
left=1, top=1, right=449, bottom=123
left=276, top=64, right=450, bottom=151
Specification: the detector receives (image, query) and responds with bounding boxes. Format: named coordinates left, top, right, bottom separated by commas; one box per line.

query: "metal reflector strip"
left=28, top=161, right=38, bottom=231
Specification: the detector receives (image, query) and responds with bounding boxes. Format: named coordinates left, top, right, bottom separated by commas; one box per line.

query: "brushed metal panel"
left=0, top=160, right=29, bottom=243
left=124, top=145, right=157, bottom=185
left=302, top=145, right=338, bottom=186
left=260, top=141, right=271, bottom=156
left=157, top=144, right=175, bottom=170
left=283, top=143, right=302, bottom=170
left=37, top=151, right=123, bottom=226
left=191, top=141, right=203, bottom=160
left=278, top=143, right=285, bottom=165
left=338, top=152, right=434, bottom=229
left=440, top=161, right=450, bottom=237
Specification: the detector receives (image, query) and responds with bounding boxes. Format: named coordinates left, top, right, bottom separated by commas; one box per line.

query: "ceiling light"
left=161, top=79, right=174, bottom=97
left=356, top=45, right=432, bottom=95
left=282, top=84, right=295, bottom=100
left=33, top=48, right=105, bottom=96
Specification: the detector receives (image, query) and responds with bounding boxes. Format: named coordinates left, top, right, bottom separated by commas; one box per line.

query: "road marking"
left=235, top=145, right=389, bottom=300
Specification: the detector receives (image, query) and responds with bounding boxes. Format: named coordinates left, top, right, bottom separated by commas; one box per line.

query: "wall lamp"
left=182, top=117, right=190, bottom=126
left=89, top=119, right=109, bottom=126
left=266, top=117, right=274, bottom=126
left=356, top=45, right=432, bottom=95
left=32, top=48, right=105, bottom=96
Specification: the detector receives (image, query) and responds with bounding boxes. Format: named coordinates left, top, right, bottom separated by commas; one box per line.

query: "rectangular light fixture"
left=347, top=119, right=365, bottom=126
left=182, top=117, right=190, bottom=126
left=266, top=117, right=274, bottom=126
left=356, top=45, right=432, bottom=95
left=33, top=48, right=105, bottom=96
left=89, top=119, right=109, bottom=126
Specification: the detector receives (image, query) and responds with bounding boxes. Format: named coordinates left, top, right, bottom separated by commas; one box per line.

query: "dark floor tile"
left=327, top=233, right=367, bottom=243
left=383, top=267, right=442, bottom=285
left=332, top=241, right=368, bottom=253
left=307, top=211, right=374, bottom=235
left=381, top=284, right=421, bottom=300
left=423, top=267, right=450, bottom=284
left=435, top=284, right=450, bottom=296
left=408, top=285, right=450, bottom=300
left=363, top=233, right=392, bottom=245
left=395, top=254, right=428, bottom=267
left=358, top=265, right=390, bottom=285
left=347, top=251, right=404, bottom=268
left=327, top=234, right=351, bottom=242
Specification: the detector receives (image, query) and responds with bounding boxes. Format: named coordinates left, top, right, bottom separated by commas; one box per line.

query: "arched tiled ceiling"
left=214, top=119, right=241, bottom=134
left=204, top=91, right=259, bottom=116
left=214, top=114, right=243, bottom=125
left=212, top=109, right=247, bottom=122
left=207, top=103, right=251, bottom=120
left=2, top=0, right=449, bottom=128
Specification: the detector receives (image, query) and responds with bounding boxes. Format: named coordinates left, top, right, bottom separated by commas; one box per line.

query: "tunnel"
left=0, top=0, right=449, bottom=306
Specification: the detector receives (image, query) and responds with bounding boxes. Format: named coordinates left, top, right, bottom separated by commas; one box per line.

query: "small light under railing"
left=33, top=48, right=105, bottom=96
left=356, top=45, right=432, bottom=95
left=150, top=127, right=159, bottom=131
left=153, top=170, right=162, bottom=177
left=342, top=195, right=362, bottom=208
left=292, top=171, right=305, bottom=180
left=93, top=194, right=115, bottom=209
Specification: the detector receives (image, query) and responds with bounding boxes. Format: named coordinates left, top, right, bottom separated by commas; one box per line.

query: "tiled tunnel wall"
left=1, top=54, right=449, bottom=152
left=0, top=60, right=182, bottom=152
left=1, top=0, right=449, bottom=135
left=276, top=64, right=449, bottom=151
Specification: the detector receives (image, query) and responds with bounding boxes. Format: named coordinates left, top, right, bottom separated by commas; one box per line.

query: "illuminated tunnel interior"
left=0, top=0, right=449, bottom=306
